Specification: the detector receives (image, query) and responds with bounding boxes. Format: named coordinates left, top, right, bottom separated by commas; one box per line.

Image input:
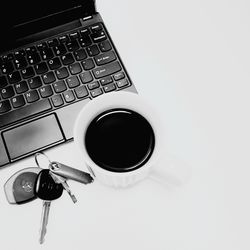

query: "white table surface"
left=1, top=0, right=250, bottom=249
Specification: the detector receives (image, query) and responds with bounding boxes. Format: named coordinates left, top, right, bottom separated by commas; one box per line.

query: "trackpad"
left=3, top=114, right=64, bottom=160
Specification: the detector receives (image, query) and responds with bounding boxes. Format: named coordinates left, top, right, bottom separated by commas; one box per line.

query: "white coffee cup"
left=74, top=91, right=187, bottom=188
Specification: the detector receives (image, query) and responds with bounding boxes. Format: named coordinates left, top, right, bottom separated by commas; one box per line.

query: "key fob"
left=35, top=169, right=63, bottom=201
left=4, top=167, right=42, bottom=204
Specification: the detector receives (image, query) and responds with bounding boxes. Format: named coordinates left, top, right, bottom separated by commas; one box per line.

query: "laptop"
left=0, top=0, right=137, bottom=168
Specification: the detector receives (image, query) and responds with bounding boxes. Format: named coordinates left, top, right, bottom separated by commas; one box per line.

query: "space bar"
left=0, top=99, right=52, bottom=128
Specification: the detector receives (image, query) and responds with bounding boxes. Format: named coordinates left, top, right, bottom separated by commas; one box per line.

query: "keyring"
left=34, top=152, right=51, bottom=169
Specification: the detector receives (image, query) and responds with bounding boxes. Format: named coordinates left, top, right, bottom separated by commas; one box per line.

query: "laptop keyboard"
left=0, top=23, right=131, bottom=128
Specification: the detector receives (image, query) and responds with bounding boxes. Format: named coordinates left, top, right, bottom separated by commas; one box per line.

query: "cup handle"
left=148, top=154, right=192, bottom=188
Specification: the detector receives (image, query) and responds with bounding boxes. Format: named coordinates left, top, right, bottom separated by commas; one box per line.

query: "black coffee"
left=85, top=109, right=155, bottom=172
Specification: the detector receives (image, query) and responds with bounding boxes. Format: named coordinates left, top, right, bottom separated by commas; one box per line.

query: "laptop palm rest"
left=3, top=114, right=65, bottom=160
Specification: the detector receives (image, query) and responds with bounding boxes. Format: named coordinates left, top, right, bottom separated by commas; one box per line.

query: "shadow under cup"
left=84, top=108, right=155, bottom=173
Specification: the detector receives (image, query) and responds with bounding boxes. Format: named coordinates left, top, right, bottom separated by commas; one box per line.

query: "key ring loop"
left=35, top=152, right=52, bottom=169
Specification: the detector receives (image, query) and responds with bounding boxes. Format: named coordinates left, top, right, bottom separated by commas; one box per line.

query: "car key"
left=4, top=167, right=42, bottom=204
left=50, top=172, right=77, bottom=203
left=35, top=169, right=63, bottom=244
left=49, top=161, right=94, bottom=184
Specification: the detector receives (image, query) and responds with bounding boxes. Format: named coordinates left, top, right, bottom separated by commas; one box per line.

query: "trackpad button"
left=3, top=114, right=64, bottom=160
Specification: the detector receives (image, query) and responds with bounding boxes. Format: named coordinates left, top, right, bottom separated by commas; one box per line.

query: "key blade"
left=50, top=172, right=77, bottom=203
left=61, top=181, right=77, bottom=203
left=39, top=201, right=51, bottom=244
left=49, top=162, right=94, bottom=184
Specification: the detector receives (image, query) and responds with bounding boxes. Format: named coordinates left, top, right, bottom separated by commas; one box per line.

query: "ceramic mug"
left=74, top=91, right=186, bottom=188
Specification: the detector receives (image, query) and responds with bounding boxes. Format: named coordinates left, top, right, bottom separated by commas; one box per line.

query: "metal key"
left=50, top=172, right=77, bottom=203
left=49, top=161, right=94, bottom=184
left=35, top=169, right=63, bottom=244
left=39, top=201, right=51, bottom=244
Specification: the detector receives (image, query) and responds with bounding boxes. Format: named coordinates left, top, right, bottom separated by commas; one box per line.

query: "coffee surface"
left=85, top=109, right=155, bottom=172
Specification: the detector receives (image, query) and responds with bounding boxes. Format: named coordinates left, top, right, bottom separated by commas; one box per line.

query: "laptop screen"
left=9, top=0, right=82, bottom=25
left=2, top=0, right=85, bottom=28
left=0, top=0, right=95, bottom=52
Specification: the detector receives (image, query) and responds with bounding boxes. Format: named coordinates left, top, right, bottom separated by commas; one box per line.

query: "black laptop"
left=0, top=0, right=137, bottom=168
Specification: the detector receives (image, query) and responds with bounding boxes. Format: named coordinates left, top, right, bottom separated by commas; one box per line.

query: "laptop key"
left=8, top=71, right=21, bottom=84
left=79, top=71, right=93, bottom=84
left=0, top=76, right=8, bottom=88
left=74, top=85, right=88, bottom=99
left=66, top=41, right=80, bottom=51
left=39, top=86, right=53, bottom=98
left=100, top=76, right=113, bottom=86
left=37, top=42, right=48, bottom=51
left=117, top=79, right=130, bottom=88
left=87, top=81, right=99, bottom=90
left=90, top=88, right=103, bottom=98
left=0, top=99, right=52, bottom=128
left=35, top=62, right=49, bottom=74
left=81, top=58, right=95, bottom=70
left=53, top=44, right=67, bottom=56
left=3, top=53, right=14, bottom=61
left=48, top=58, right=61, bottom=70
left=63, top=90, right=75, bottom=103
left=59, top=35, right=69, bottom=43
left=53, top=81, right=67, bottom=93
left=90, top=24, right=103, bottom=32
left=87, top=45, right=100, bottom=57
left=48, top=38, right=59, bottom=47
left=0, top=100, right=11, bottom=113
left=1, top=86, right=15, bottom=99
left=66, top=76, right=80, bottom=88
left=79, top=28, right=90, bottom=37
left=78, top=36, right=92, bottom=47
left=14, top=50, right=26, bottom=58
left=94, top=51, right=116, bottom=66
left=1, top=61, right=14, bottom=74
left=25, top=90, right=40, bottom=103
left=28, top=76, right=43, bottom=89
left=25, top=46, right=36, bottom=55
left=113, top=72, right=125, bottom=81
left=74, top=49, right=87, bottom=61
left=11, top=95, right=25, bottom=108
left=55, top=67, right=69, bottom=80
left=27, top=52, right=41, bottom=65
left=69, top=63, right=82, bottom=75
left=14, top=57, right=28, bottom=70
left=51, top=94, right=64, bottom=107
left=15, top=81, right=29, bottom=94
left=92, top=61, right=121, bottom=79
left=40, top=48, right=54, bottom=60
left=42, top=72, right=56, bottom=84
left=69, top=32, right=79, bottom=41
left=61, top=53, right=74, bottom=65
left=91, top=31, right=107, bottom=43
left=21, top=67, right=35, bottom=79
left=99, top=40, right=112, bottom=52
left=103, top=83, right=116, bottom=93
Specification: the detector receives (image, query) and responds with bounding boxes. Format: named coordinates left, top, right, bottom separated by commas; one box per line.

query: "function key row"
left=0, top=23, right=106, bottom=63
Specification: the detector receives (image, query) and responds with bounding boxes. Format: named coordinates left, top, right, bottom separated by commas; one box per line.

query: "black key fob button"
left=35, top=169, right=63, bottom=200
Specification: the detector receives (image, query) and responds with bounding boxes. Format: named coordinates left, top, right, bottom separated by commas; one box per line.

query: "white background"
left=1, top=0, right=250, bottom=249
